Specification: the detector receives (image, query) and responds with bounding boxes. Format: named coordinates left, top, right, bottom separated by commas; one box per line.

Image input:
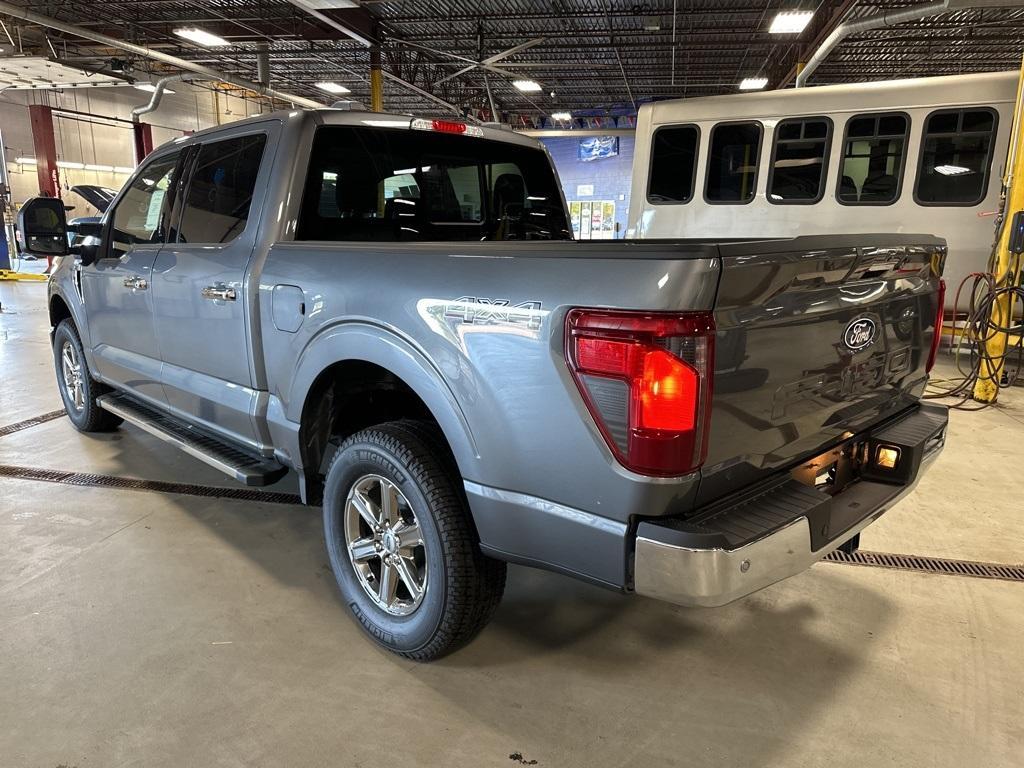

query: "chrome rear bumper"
left=633, top=404, right=948, bottom=608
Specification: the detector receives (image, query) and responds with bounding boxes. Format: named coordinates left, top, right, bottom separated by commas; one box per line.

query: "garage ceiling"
left=4, top=1, right=1024, bottom=120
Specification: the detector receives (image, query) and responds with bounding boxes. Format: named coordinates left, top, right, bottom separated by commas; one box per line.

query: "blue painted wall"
left=538, top=134, right=635, bottom=239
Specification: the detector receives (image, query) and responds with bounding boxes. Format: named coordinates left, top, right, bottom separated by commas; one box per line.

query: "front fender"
left=48, top=268, right=95, bottom=362
left=285, top=320, right=480, bottom=477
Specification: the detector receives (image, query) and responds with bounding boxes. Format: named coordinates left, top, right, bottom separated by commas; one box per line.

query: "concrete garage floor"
left=1, top=279, right=1023, bottom=768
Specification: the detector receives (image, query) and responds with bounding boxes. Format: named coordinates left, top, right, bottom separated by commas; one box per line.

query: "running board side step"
left=97, top=393, right=288, bottom=487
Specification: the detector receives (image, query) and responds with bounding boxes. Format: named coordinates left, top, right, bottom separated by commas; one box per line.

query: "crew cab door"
left=151, top=124, right=274, bottom=450
left=80, top=148, right=183, bottom=405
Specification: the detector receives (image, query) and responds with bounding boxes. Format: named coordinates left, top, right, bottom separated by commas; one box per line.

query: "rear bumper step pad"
left=633, top=403, right=948, bottom=607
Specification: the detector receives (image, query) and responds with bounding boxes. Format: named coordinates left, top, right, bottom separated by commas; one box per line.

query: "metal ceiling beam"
left=283, top=0, right=375, bottom=47
left=0, top=0, right=323, bottom=108
left=283, top=0, right=475, bottom=119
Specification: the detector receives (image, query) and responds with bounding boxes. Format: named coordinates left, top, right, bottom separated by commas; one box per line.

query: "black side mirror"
left=16, top=197, right=69, bottom=257
left=68, top=220, right=104, bottom=266
left=1009, top=210, right=1024, bottom=256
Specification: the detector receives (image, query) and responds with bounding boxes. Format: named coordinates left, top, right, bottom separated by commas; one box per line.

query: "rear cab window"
left=837, top=112, right=909, bottom=205
left=768, top=117, right=832, bottom=204
left=296, top=125, right=571, bottom=242
left=704, top=122, right=763, bottom=204
left=914, top=108, right=998, bottom=206
left=647, top=124, right=700, bottom=204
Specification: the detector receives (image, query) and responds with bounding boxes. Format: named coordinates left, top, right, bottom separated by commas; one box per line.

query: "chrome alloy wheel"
left=344, top=474, right=427, bottom=616
left=60, top=340, right=85, bottom=412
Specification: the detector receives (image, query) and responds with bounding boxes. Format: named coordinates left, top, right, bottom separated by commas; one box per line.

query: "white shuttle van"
left=627, top=71, right=1018, bottom=305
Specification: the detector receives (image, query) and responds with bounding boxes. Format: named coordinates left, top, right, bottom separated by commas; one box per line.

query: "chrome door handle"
left=122, top=276, right=148, bottom=290
left=201, top=285, right=237, bottom=301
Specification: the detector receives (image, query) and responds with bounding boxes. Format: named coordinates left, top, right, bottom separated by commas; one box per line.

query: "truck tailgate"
left=698, top=234, right=945, bottom=505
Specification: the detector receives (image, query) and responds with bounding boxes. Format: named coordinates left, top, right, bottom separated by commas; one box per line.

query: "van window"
left=768, top=117, right=831, bottom=204
left=176, top=133, right=267, bottom=244
left=648, top=125, right=699, bottom=203
left=837, top=113, right=908, bottom=205
left=915, top=108, right=997, bottom=206
left=705, top=122, right=762, bottom=203
left=297, top=125, right=570, bottom=241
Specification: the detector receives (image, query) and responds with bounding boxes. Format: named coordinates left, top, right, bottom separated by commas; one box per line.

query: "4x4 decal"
left=444, top=297, right=544, bottom=331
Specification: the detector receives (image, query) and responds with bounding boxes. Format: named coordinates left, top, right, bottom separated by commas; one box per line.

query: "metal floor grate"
left=3, top=412, right=1022, bottom=583
left=0, top=409, right=66, bottom=437
left=0, top=464, right=301, bottom=506
left=825, top=549, right=1024, bottom=583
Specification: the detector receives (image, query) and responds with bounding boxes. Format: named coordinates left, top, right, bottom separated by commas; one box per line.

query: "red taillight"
left=566, top=309, right=715, bottom=476
left=926, top=278, right=946, bottom=373
left=638, top=350, right=698, bottom=431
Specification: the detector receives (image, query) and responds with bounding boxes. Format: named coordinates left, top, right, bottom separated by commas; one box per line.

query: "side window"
left=176, top=133, right=266, bottom=244
left=109, top=152, right=180, bottom=256
left=768, top=117, right=831, bottom=204
left=837, top=113, right=908, bottom=205
left=647, top=125, right=700, bottom=203
left=705, top=122, right=762, bottom=203
left=915, top=108, right=998, bottom=206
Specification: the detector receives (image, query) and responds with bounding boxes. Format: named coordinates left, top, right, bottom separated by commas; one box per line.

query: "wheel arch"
left=288, top=324, right=479, bottom=504
left=49, top=292, right=73, bottom=329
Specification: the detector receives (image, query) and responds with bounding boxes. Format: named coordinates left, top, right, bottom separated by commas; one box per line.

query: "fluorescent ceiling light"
left=85, top=164, right=115, bottom=172
left=15, top=156, right=37, bottom=164
left=769, top=10, right=814, bottom=34
left=57, top=161, right=85, bottom=169
left=513, top=79, right=543, bottom=93
left=739, top=77, right=768, bottom=90
left=134, top=83, right=175, bottom=94
left=173, top=27, right=230, bottom=47
left=551, top=111, right=573, bottom=121
left=316, top=81, right=351, bottom=94
left=935, top=164, right=973, bottom=176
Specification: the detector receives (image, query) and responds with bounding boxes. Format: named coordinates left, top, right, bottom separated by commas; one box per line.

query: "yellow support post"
left=370, top=45, right=383, bottom=113
left=974, top=56, right=1024, bottom=403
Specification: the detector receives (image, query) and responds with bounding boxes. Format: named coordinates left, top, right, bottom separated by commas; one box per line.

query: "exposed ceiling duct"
left=0, top=0, right=323, bottom=108
left=131, top=73, right=206, bottom=119
left=796, top=0, right=1020, bottom=88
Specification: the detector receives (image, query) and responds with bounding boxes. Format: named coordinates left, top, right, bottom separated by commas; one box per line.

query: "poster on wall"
left=578, top=136, right=619, bottom=162
left=568, top=200, right=615, bottom=240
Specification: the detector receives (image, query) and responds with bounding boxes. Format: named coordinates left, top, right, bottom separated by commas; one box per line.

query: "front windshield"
left=296, top=125, right=572, bottom=242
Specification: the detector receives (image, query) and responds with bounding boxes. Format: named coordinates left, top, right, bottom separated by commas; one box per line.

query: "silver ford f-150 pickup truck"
left=19, top=108, right=948, bottom=660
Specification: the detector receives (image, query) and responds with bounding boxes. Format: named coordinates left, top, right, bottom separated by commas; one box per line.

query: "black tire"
left=53, top=319, right=123, bottom=433
left=323, top=420, right=506, bottom=661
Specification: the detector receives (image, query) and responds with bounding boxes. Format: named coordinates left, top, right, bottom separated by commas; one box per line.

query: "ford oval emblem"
left=843, top=316, right=878, bottom=351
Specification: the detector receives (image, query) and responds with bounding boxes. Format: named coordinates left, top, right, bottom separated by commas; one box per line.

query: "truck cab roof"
left=160, top=108, right=542, bottom=153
